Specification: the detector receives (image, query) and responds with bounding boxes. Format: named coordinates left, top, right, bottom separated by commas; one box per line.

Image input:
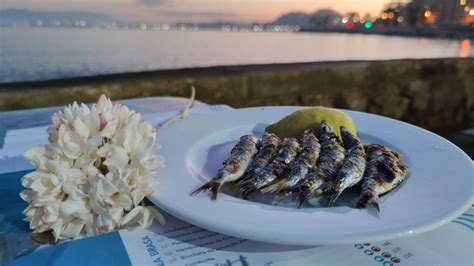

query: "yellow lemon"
left=265, top=107, right=357, bottom=139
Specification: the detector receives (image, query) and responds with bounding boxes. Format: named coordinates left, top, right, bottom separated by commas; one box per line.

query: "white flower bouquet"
left=20, top=95, right=165, bottom=241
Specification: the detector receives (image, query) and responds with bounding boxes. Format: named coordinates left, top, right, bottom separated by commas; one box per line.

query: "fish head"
left=319, top=121, right=337, bottom=140
left=303, top=128, right=316, bottom=137
left=240, top=134, right=258, bottom=144
left=340, top=126, right=359, bottom=149
left=320, top=120, right=333, bottom=133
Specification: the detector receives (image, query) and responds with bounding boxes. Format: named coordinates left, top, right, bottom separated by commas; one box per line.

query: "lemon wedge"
left=265, top=106, right=357, bottom=139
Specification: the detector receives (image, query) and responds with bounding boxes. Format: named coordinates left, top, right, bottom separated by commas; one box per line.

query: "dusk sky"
left=1, top=0, right=399, bottom=23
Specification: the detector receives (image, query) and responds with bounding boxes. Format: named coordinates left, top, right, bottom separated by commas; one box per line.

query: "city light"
left=388, top=12, right=395, bottom=19
left=346, top=21, right=354, bottom=29
left=460, top=0, right=467, bottom=5
left=381, top=12, right=388, bottom=20
left=460, top=39, right=471, bottom=58
left=424, top=10, right=432, bottom=18
left=397, top=16, right=405, bottom=23
left=341, top=17, right=349, bottom=23
left=470, top=8, right=474, bottom=15
left=465, top=6, right=471, bottom=12
left=364, top=21, right=373, bottom=29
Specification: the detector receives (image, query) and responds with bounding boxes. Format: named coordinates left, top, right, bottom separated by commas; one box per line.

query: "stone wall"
left=1, top=58, right=473, bottom=135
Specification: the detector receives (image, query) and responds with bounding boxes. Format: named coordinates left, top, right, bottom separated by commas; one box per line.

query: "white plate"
left=149, top=107, right=473, bottom=246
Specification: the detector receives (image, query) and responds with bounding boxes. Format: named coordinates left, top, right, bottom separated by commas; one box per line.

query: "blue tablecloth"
left=1, top=99, right=472, bottom=266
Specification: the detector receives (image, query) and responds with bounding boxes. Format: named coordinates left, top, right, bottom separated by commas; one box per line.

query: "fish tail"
left=296, top=179, right=326, bottom=208
left=369, top=198, right=380, bottom=213
left=234, top=178, right=251, bottom=188
left=261, top=180, right=285, bottom=193
left=353, top=192, right=380, bottom=212
left=274, top=187, right=297, bottom=203
left=296, top=183, right=314, bottom=208
left=190, top=180, right=222, bottom=200
left=322, top=181, right=343, bottom=206
left=324, top=188, right=342, bottom=207
left=230, top=177, right=246, bottom=186
left=239, top=183, right=257, bottom=199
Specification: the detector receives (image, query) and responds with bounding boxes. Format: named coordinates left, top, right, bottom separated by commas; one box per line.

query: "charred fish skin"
left=297, top=121, right=346, bottom=207
left=237, top=132, right=281, bottom=185
left=323, top=126, right=366, bottom=206
left=353, top=144, right=408, bottom=212
left=190, top=135, right=258, bottom=200
left=264, top=129, right=320, bottom=199
left=238, top=138, right=301, bottom=199
left=273, top=137, right=302, bottom=165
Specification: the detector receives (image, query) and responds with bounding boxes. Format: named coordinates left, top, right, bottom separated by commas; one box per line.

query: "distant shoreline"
left=1, top=25, right=473, bottom=41
left=300, top=27, right=474, bottom=41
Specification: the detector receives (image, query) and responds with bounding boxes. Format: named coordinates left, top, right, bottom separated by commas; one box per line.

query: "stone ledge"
left=1, top=58, right=472, bottom=136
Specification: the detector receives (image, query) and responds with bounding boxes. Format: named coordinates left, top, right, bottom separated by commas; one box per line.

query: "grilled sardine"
left=263, top=129, right=320, bottom=202
left=323, top=126, right=366, bottom=206
left=238, top=137, right=301, bottom=199
left=190, top=135, right=258, bottom=200
left=353, top=144, right=408, bottom=212
left=297, top=121, right=345, bottom=207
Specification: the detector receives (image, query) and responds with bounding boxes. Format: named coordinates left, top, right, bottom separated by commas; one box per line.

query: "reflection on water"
left=0, top=28, right=473, bottom=82
left=460, top=39, right=471, bottom=58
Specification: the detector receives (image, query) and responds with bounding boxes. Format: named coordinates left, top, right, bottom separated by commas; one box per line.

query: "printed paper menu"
left=120, top=208, right=473, bottom=266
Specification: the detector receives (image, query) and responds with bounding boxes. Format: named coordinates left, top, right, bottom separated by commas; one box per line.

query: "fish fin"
left=322, top=181, right=343, bottom=206
left=316, top=182, right=331, bottom=195
left=368, top=198, right=380, bottom=213
left=190, top=180, right=221, bottom=200
left=296, top=184, right=313, bottom=208
left=261, top=180, right=285, bottom=193
left=353, top=193, right=379, bottom=212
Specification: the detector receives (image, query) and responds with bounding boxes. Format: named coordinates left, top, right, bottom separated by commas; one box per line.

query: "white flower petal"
left=89, top=194, right=106, bottom=214
left=121, top=206, right=143, bottom=226
left=19, top=190, right=33, bottom=202
left=138, top=207, right=152, bottom=229
left=130, top=190, right=145, bottom=206
left=25, top=146, right=49, bottom=169
left=98, top=144, right=129, bottom=170
left=147, top=206, right=165, bottom=226
left=60, top=200, right=82, bottom=217
left=109, top=207, right=124, bottom=224
left=123, top=126, right=140, bottom=153
left=61, top=219, right=85, bottom=239
left=73, top=117, right=90, bottom=139
left=63, top=142, right=81, bottom=159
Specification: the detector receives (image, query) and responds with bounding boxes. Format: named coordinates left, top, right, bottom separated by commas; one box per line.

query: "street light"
left=424, top=10, right=432, bottom=18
